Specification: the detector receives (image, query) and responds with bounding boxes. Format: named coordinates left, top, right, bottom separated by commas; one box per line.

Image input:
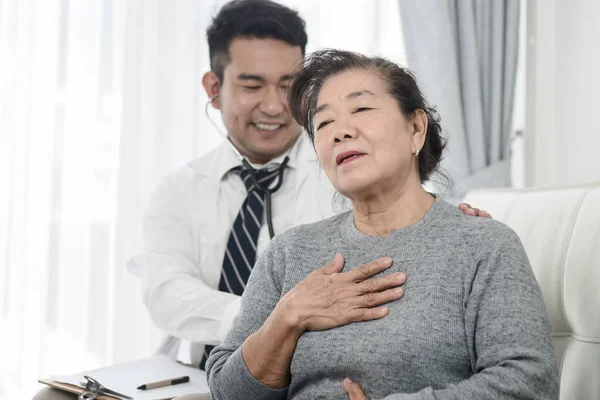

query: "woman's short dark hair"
left=288, top=49, right=447, bottom=184
left=207, top=0, right=308, bottom=82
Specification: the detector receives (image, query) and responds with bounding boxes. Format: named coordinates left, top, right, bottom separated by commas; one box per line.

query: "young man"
left=130, top=0, right=328, bottom=369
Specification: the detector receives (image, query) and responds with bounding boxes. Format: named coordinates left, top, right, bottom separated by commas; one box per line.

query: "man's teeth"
left=255, top=123, right=282, bottom=131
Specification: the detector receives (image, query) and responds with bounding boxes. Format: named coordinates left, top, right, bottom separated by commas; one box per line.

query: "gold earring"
left=415, top=148, right=420, bottom=157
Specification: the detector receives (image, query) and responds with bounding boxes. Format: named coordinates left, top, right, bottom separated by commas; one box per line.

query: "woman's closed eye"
left=316, top=107, right=374, bottom=131
left=317, top=119, right=333, bottom=131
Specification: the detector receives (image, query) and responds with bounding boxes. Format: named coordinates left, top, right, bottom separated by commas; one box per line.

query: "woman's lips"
left=336, top=150, right=366, bottom=166
left=338, top=154, right=365, bottom=166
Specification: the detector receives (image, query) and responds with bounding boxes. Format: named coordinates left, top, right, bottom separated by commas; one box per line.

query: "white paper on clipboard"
left=51, top=355, right=208, bottom=400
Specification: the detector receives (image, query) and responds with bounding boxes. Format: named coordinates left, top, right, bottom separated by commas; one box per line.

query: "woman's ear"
left=412, top=109, right=428, bottom=155
left=202, top=71, right=222, bottom=110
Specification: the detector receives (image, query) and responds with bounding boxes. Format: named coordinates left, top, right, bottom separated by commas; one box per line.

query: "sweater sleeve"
left=380, top=227, right=560, bottom=400
left=205, top=237, right=289, bottom=400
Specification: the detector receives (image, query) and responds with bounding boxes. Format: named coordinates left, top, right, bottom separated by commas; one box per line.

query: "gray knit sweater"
left=206, top=198, right=559, bottom=399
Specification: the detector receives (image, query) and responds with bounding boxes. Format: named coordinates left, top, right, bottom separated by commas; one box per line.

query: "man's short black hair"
left=207, top=0, right=308, bottom=81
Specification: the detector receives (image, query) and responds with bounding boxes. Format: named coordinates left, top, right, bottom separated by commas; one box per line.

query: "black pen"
left=137, top=376, right=190, bottom=390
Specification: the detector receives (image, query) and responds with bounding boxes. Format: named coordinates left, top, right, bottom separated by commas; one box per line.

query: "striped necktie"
left=200, top=166, right=280, bottom=370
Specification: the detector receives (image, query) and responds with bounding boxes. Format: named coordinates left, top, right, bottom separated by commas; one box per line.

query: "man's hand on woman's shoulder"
left=458, top=203, right=492, bottom=218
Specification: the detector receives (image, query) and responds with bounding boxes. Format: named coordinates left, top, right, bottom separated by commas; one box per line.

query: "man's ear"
left=202, top=71, right=222, bottom=110
left=412, top=109, right=428, bottom=155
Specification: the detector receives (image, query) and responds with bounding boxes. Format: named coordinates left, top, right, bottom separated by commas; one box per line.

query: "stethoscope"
left=205, top=93, right=289, bottom=239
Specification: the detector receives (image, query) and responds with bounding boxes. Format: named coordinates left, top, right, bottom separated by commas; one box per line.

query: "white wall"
left=526, top=0, right=600, bottom=187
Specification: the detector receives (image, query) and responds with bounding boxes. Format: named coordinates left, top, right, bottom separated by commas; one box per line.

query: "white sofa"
left=463, top=183, right=600, bottom=399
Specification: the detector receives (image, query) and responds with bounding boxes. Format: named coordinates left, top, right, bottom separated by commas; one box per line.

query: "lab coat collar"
left=214, top=132, right=318, bottom=181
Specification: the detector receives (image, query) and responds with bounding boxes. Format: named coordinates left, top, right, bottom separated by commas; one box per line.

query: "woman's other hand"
left=344, top=378, right=368, bottom=399
left=279, top=254, right=406, bottom=333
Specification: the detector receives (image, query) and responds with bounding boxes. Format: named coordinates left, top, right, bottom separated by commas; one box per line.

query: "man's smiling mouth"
left=253, top=122, right=284, bottom=131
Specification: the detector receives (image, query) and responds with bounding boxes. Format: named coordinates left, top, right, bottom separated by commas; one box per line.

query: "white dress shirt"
left=127, top=133, right=336, bottom=363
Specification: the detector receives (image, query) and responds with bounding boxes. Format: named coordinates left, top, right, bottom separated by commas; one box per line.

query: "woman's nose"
left=333, top=120, right=358, bottom=143
left=334, top=133, right=354, bottom=143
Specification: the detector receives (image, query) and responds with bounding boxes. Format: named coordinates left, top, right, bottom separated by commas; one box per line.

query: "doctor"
left=129, top=0, right=331, bottom=369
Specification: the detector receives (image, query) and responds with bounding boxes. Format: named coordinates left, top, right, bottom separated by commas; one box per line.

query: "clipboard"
left=38, top=355, right=209, bottom=400
left=38, top=378, right=177, bottom=400
left=38, top=378, right=120, bottom=399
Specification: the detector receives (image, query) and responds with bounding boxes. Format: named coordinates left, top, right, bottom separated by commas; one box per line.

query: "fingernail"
left=381, top=257, right=392, bottom=266
left=395, top=272, right=405, bottom=281
left=344, top=378, right=352, bottom=384
left=394, top=287, right=404, bottom=294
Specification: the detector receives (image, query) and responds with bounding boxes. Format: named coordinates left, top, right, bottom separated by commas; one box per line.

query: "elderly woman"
left=206, top=50, right=559, bottom=399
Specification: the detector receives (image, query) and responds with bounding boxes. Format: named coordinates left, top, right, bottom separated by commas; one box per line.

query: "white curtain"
left=0, top=0, right=405, bottom=398
left=398, top=0, right=521, bottom=201
left=0, top=0, right=210, bottom=397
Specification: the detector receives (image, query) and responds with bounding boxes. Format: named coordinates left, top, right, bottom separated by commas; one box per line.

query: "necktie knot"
left=236, top=167, right=280, bottom=193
